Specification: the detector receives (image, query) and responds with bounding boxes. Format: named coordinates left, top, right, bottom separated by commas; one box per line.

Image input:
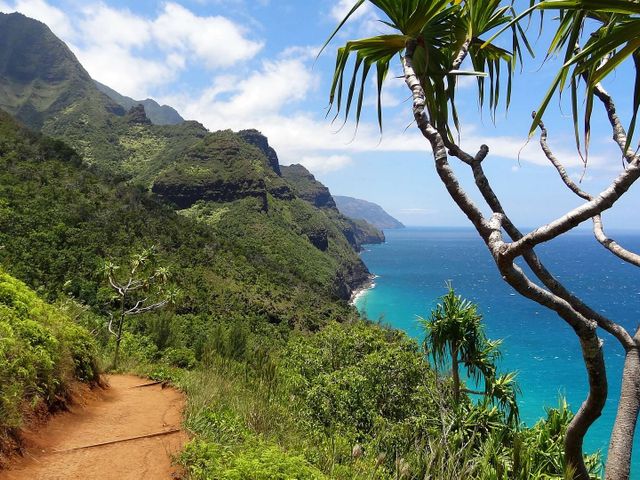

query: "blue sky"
left=0, top=0, right=638, bottom=230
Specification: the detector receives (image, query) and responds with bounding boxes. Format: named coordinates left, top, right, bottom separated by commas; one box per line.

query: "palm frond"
left=326, top=0, right=523, bottom=138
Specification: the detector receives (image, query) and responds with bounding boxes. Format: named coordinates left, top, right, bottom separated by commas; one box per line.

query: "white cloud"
left=75, top=44, right=176, bottom=99
left=299, top=155, right=352, bottom=173
left=166, top=56, right=318, bottom=130
left=152, top=2, right=263, bottom=69
left=78, top=4, right=151, bottom=48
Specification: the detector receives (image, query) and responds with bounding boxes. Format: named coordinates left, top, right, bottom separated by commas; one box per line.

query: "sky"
left=0, top=0, right=638, bottom=230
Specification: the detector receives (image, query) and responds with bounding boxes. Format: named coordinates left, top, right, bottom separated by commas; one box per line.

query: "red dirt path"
left=0, top=375, right=187, bottom=480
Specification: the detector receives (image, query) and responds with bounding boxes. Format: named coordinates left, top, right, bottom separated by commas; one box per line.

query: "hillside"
left=282, top=164, right=385, bottom=249
left=334, top=195, right=404, bottom=230
left=0, top=267, right=98, bottom=462
left=0, top=109, right=366, bottom=326
left=0, top=12, right=381, bottom=304
left=95, top=80, right=184, bottom=126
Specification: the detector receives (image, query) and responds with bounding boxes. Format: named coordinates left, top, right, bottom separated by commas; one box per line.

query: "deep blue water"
left=355, top=227, right=640, bottom=475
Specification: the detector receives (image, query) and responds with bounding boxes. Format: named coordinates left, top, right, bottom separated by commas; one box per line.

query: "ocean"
left=354, top=227, right=640, bottom=474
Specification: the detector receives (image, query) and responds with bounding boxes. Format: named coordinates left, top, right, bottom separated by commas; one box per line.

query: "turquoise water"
left=355, top=227, right=640, bottom=474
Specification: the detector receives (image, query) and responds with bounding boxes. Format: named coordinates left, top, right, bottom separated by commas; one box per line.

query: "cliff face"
left=281, top=164, right=337, bottom=209
left=281, top=164, right=385, bottom=251
left=238, top=129, right=282, bottom=176
left=334, top=195, right=404, bottom=230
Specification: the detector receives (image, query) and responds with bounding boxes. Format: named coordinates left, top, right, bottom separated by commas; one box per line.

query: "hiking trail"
left=0, top=375, right=187, bottom=480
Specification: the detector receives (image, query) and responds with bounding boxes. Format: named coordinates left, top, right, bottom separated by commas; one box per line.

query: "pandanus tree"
left=421, top=285, right=519, bottom=424
left=325, top=1, right=640, bottom=479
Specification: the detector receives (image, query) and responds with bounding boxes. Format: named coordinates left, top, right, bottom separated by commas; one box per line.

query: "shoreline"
left=349, top=274, right=378, bottom=306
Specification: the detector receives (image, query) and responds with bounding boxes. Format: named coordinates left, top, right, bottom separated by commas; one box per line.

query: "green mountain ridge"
left=0, top=12, right=377, bottom=307
left=334, top=195, right=405, bottom=230
left=0, top=13, right=125, bottom=130
left=0, top=12, right=378, bottom=258
left=94, top=80, right=185, bottom=126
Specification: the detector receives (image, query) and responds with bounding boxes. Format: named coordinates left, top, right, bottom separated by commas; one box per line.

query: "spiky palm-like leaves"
left=483, top=0, right=640, bottom=159
left=325, top=0, right=527, bottom=138
left=420, top=285, right=519, bottom=423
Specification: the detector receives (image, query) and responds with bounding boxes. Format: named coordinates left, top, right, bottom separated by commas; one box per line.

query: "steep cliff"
left=281, top=164, right=385, bottom=250
left=334, top=195, right=404, bottom=230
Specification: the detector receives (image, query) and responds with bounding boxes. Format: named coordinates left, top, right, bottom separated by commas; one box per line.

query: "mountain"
left=0, top=13, right=381, bottom=314
left=0, top=12, right=124, bottom=131
left=95, top=80, right=184, bottom=125
left=334, top=195, right=405, bottom=230
left=282, top=164, right=385, bottom=249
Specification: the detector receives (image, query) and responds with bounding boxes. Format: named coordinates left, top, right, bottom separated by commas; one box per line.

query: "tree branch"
left=125, top=300, right=168, bottom=316
left=592, top=84, right=636, bottom=162
left=403, top=40, right=493, bottom=240
left=451, top=39, right=471, bottom=71
left=537, top=118, right=592, bottom=201
left=403, top=41, right=609, bottom=478
left=461, top=133, right=635, bottom=349
left=107, top=313, right=117, bottom=337
left=537, top=118, right=640, bottom=269
left=505, top=157, right=640, bottom=259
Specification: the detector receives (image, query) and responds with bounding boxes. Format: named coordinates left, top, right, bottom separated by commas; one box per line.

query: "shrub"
left=162, top=347, right=196, bottom=369
left=0, top=268, right=98, bottom=430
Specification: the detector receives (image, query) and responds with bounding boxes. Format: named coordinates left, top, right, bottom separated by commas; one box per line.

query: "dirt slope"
left=0, top=375, right=187, bottom=480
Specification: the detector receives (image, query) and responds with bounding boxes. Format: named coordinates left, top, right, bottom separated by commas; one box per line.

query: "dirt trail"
left=0, top=375, right=187, bottom=480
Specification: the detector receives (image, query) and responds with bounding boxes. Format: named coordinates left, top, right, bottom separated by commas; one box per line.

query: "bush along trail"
left=0, top=375, right=186, bottom=480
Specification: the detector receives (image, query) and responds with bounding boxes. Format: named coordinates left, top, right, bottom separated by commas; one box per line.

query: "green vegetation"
left=0, top=268, right=98, bottom=449
left=155, top=319, right=600, bottom=479
left=421, top=286, right=518, bottom=422
left=102, top=248, right=174, bottom=368
left=0, top=101, right=600, bottom=476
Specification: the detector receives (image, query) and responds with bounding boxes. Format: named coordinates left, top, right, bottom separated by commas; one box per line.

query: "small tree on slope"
left=421, top=285, right=519, bottom=425
left=103, top=247, right=175, bottom=369
left=325, top=1, right=640, bottom=479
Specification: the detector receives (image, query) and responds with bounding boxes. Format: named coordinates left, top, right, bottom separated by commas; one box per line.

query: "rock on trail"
left=0, top=375, right=187, bottom=480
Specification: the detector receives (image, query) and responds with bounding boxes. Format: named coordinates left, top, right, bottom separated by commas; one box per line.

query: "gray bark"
left=606, top=343, right=640, bottom=480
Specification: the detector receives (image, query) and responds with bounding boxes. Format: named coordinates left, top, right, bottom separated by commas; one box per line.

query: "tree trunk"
left=113, top=296, right=126, bottom=369
left=451, top=345, right=460, bottom=405
left=113, top=313, right=125, bottom=369
left=564, top=332, right=607, bottom=480
left=606, top=344, right=640, bottom=480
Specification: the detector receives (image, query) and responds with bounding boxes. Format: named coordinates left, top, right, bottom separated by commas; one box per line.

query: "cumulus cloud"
left=78, top=4, right=151, bottom=48
left=75, top=44, right=177, bottom=98
left=152, top=2, right=263, bottom=69
left=164, top=55, right=318, bottom=131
